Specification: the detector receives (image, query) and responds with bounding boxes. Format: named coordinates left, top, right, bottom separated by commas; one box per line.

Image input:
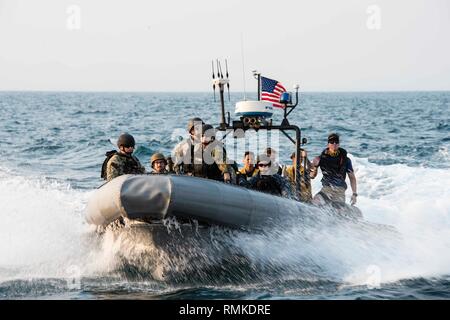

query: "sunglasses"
left=328, top=141, right=339, bottom=145
left=258, top=163, right=270, bottom=167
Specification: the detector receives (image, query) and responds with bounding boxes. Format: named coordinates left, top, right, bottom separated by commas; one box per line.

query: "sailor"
left=310, top=133, right=358, bottom=206
left=149, top=153, right=168, bottom=174
left=239, top=151, right=259, bottom=178
left=172, top=117, right=204, bottom=175
left=283, top=150, right=313, bottom=202
left=236, top=151, right=259, bottom=186
left=194, top=124, right=232, bottom=183
left=101, top=133, right=146, bottom=182
left=265, top=147, right=283, bottom=175
left=247, top=154, right=294, bottom=198
left=230, top=160, right=240, bottom=184
left=166, top=156, right=175, bottom=173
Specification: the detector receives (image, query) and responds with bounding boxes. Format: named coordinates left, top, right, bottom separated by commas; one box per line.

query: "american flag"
left=261, top=76, right=287, bottom=108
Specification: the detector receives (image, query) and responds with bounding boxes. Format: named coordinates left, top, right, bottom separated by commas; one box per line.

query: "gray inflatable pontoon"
left=86, top=174, right=306, bottom=229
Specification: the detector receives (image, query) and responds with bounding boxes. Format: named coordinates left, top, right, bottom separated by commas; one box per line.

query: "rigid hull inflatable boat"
left=87, top=63, right=311, bottom=232
left=86, top=174, right=309, bottom=230
left=85, top=65, right=399, bottom=280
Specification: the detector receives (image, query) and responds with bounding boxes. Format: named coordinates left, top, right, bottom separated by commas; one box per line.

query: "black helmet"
left=117, top=133, right=135, bottom=148
left=187, top=117, right=204, bottom=133
left=202, top=124, right=216, bottom=137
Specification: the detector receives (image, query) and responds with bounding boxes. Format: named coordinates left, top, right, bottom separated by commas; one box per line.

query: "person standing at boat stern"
left=102, top=133, right=146, bottom=182
left=172, top=117, right=204, bottom=175
left=149, top=153, right=168, bottom=174
left=310, top=133, right=357, bottom=206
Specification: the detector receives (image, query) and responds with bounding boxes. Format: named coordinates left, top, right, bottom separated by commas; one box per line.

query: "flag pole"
left=252, top=70, right=261, bottom=101
left=257, top=74, right=261, bottom=101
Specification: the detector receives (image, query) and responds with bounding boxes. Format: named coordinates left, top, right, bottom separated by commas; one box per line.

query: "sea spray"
left=0, top=155, right=449, bottom=295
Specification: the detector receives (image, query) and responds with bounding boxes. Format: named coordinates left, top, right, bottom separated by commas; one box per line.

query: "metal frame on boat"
left=212, top=60, right=307, bottom=199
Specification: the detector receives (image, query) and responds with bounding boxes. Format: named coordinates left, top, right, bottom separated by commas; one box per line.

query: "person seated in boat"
left=265, top=147, right=283, bottom=175
left=172, top=117, right=204, bottom=175
left=166, top=156, right=175, bottom=173
left=283, top=150, right=313, bottom=202
left=247, top=154, right=295, bottom=198
left=193, top=124, right=232, bottom=183
left=149, top=153, right=168, bottom=174
left=101, top=133, right=146, bottom=182
left=236, top=151, right=259, bottom=186
left=228, top=160, right=240, bottom=185
left=310, top=133, right=357, bottom=207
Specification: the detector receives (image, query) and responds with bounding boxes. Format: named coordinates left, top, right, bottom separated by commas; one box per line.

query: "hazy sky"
left=0, top=0, right=449, bottom=91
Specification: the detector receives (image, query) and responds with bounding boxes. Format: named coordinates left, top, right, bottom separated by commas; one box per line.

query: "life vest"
left=177, top=143, right=222, bottom=181
left=177, top=139, right=227, bottom=181
left=179, top=141, right=198, bottom=175
left=181, top=143, right=194, bottom=174
left=196, top=162, right=222, bottom=181
left=193, top=146, right=223, bottom=181
left=284, top=165, right=312, bottom=202
left=284, top=165, right=305, bottom=181
left=254, top=175, right=282, bottom=196
left=101, top=150, right=143, bottom=180
left=101, top=150, right=118, bottom=180
left=319, top=147, right=348, bottom=188
left=238, top=167, right=259, bottom=179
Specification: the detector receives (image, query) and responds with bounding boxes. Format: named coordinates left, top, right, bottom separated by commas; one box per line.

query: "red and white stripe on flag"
left=261, top=77, right=287, bottom=108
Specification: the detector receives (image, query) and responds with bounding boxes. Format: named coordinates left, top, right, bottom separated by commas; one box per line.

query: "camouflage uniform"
left=284, top=165, right=312, bottom=202
left=172, top=137, right=200, bottom=174
left=106, top=153, right=146, bottom=182
left=150, top=169, right=168, bottom=175
left=203, top=141, right=233, bottom=175
left=172, top=138, right=231, bottom=180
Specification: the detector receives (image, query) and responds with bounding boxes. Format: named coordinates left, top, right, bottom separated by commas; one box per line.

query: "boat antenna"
left=240, top=33, right=247, bottom=100
left=216, top=59, right=221, bottom=79
left=225, top=59, right=230, bottom=101
left=212, top=60, right=216, bottom=102
left=212, top=59, right=229, bottom=130
left=218, top=60, right=224, bottom=79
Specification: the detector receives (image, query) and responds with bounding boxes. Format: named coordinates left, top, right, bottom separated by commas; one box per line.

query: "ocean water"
left=0, top=91, right=449, bottom=300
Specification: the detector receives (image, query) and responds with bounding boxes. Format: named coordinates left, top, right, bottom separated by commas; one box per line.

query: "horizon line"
left=1, top=89, right=450, bottom=94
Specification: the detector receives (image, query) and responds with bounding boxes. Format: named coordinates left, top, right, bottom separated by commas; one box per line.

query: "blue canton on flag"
left=261, top=76, right=287, bottom=108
